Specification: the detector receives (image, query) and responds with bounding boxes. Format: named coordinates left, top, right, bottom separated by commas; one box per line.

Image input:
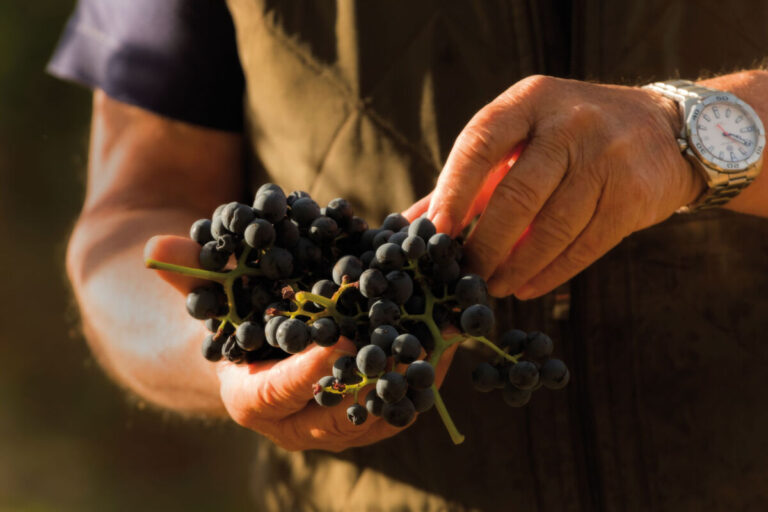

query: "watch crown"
left=676, top=137, right=689, bottom=152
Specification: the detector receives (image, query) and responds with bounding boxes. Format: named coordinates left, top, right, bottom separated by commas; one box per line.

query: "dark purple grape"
left=190, top=219, right=213, bottom=245
left=382, top=396, right=416, bottom=427
left=454, top=274, right=488, bottom=308
left=346, top=403, right=368, bottom=425
left=540, top=359, right=570, bottom=390
left=380, top=213, right=409, bottom=232
left=391, top=333, right=422, bottom=364
left=359, top=269, right=388, bottom=299
left=274, top=218, right=300, bottom=248
left=405, top=360, right=434, bottom=389
left=186, top=286, right=224, bottom=320
left=370, top=325, right=398, bottom=353
left=407, top=387, right=435, bottom=413
left=309, top=216, right=339, bottom=244
left=235, top=320, right=265, bottom=351
left=199, top=241, right=229, bottom=271
left=265, top=316, right=288, bottom=347
left=502, top=383, right=532, bottom=407
left=286, top=190, right=311, bottom=206
left=253, top=188, right=287, bottom=223
left=244, top=218, right=276, bottom=249
left=222, top=335, right=245, bottom=363
left=309, top=317, right=339, bottom=347
left=499, top=329, right=527, bottom=355
left=332, top=255, right=363, bottom=285
left=333, top=355, right=361, bottom=384
left=202, top=334, right=225, bottom=362
left=289, top=197, right=321, bottom=226
left=375, top=243, right=406, bottom=271
left=216, top=233, right=237, bottom=253
left=326, top=198, right=353, bottom=225
left=509, top=361, right=539, bottom=390
left=365, top=389, right=384, bottom=416
left=314, top=376, right=343, bottom=406
left=276, top=318, right=311, bottom=353
left=372, top=230, right=395, bottom=249
left=369, top=299, right=400, bottom=328
left=376, top=371, right=408, bottom=403
left=385, top=270, right=413, bottom=304
left=356, top=345, right=387, bottom=377
left=427, top=233, right=454, bottom=262
left=388, top=232, right=409, bottom=246
left=526, top=332, right=554, bottom=360
left=311, top=279, right=338, bottom=299
left=401, top=235, right=426, bottom=260
left=460, top=304, right=494, bottom=337
left=259, top=247, right=294, bottom=279
left=221, top=202, right=256, bottom=234
left=408, top=217, right=436, bottom=241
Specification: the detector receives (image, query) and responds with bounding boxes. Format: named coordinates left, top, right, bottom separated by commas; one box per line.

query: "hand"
left=426, top=75, right=704, bottom=299
left=145, top=235, right=457, bottom=452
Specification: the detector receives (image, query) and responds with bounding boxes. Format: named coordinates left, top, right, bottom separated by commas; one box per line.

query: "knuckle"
left=454, top=123, right=499, bottom=170
left=562, top=102, right=603, bottom=132
left=495, top=174, right=544, bottom=213
left=516, top=74, right=556, bottom=95
left=534, top=209, right=579, bottom=246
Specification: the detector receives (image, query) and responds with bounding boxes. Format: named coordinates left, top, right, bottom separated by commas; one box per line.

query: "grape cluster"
left=146, top=184, right=570, bottom=443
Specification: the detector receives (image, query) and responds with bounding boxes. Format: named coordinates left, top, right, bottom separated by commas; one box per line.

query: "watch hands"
left=717, top=123, right=750, bottom=146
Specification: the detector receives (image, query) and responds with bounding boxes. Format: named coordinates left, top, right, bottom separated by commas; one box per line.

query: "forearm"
left=68, top=207, right=226, bottom=415
left=698, top=69, right=768, bottom=217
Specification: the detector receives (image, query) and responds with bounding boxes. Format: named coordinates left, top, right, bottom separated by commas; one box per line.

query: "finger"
left=464, top=135, right=568, bottom=280
left=218, top=337, right=356, bottom=422
left=485, top=165, right=601, bottom=296
left=513, top=198, right=633, bottom=299
left=427, top=95, right=533, bottom=236
left=144, top=235, right=211, bottom=293
left=402, top=192, right=432, bottom=221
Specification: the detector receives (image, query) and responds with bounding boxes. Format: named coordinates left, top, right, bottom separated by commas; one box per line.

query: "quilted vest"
left=225, top=1, right=768, bottom=510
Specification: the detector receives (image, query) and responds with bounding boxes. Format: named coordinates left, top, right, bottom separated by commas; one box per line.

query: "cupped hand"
left=426, top=75, right=705, bottom=299
left=144, top=234, right=457, bottom=452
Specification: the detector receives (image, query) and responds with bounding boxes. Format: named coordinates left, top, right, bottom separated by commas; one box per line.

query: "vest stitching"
left=258, top=11, right=440, bottom=173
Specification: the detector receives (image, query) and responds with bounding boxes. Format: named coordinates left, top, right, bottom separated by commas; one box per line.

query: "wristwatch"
left=644, top=79, right=765, bottom=212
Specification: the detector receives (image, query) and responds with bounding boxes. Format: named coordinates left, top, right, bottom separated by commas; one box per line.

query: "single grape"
left=309, top=317, right=339, bottom=347
left=365, top=389, right=384, bottom=417
left=385, top=270, right=413, bottom=304
left=276, top=318, right=311, bottom=353
left=405, top=360, right=434, bottom=389
left=289, top=197, right=321, bottom=226
left=401, top=235, right=426, bottom=260
left=286, top=190, right=311, bottom=206
left=368, top=299, right=400, bottom=328
left=205, top=318, right=221, bottom=333
left=408, top=217, right=436, bottom=241
left=460, top=304, right=495, bottom=337
left=471, top=362, right=500, bottom=392
left=309, top=216, right=339, bottom=244
left=202, top=334, right=225, bottom=362
left=273, top=217, right=300, bottom=248
left=502, top=382, right=532, bottom=407
left=244, top=218, right=276, bottom=249
left=360, top=229, right=381, bottom=251
left=332, top=255, right=363, bottom=285
left=216, top=233, right=237, bottom=253
left=210, top=214, right=227, bottom=239
left=382, top=396, right=416, bottom=427
left=346, top=403, right=368, bottom=425
left=190, top=219, right=213, bottom=245
left=265, top=316, right=288, bottom=347
left=498, top=329, right=527, bottom=355
left=432, top=259, right=460, bottom=284
left=259, top=247, right=294, bottom=279
left=221, top=202, right=256, bottom=234
left=256, top=183, right=284, bottom=196
left=186, top=286, right=224, bottom=320
left=509, top=361, right=539, bottom=390
left=313, top=376, right=343, bottom=406
left=372, top=229, right=395, bottom=249
left=311, top=279, right=338, bottom=299
left=235, top=321, right=265, bottom=351
left=375, top=242, right=406, bottom=271
left=359, top=269, right=388, bottom=299
left=356, top=345, right=387, bottom=377
left=199, top=240, right=229, bottom=271
left=407, top=387, right=435, bottom=413
left=347, top=216, right=368, bottom=235
left=380, top=213, right=409, bottom=232
left=376, top=371, right=408, bottom=403
left=222, top=335, right=245, bottom=363
left=392, top=334, right=422, bottom=364
left=333, top=355, right=361, bottom=384
left=325, top=198, right=353, bottom=225
left=525, top=331, right=554, bottom=360
left=388, top=232, right=409, bottom=246
left=370, top=324, right=398, bottom=353
left=454, top=274, right=488, bottom=308
left=540, top=358, right=570, bottom=390
left=403, top=294, right=425, bottom=315
left=253, top=188, right=287, bottom=223
left=427, top=233, right=454, bottom=262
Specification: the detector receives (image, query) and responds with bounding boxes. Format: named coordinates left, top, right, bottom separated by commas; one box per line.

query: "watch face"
left=689, top=94, right=765, bottom=172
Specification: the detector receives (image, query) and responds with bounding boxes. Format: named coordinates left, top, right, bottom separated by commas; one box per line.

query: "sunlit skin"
left=68, top=70, right=768, bottom=452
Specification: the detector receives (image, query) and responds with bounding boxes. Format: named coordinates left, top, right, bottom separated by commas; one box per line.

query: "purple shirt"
left=48, top=0, right=244, bottom=132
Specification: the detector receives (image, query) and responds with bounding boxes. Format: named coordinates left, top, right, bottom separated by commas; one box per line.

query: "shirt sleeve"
left=47, top=0, right=245, bottom=132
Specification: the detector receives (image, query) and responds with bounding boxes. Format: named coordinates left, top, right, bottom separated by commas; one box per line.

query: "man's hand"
left=145, top=234, right=458, bottom=452
left=427, top=75, right=705, bottom=299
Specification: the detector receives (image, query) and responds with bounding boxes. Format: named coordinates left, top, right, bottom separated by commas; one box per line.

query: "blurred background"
left=0, top=2, right=255, bottom=510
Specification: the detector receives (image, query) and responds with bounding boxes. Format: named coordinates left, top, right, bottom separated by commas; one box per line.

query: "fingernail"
left=515, top=284, right=536, bottom=300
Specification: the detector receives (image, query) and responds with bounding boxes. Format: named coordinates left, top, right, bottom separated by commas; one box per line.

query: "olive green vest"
left=226, top=1, right=768, bottom=510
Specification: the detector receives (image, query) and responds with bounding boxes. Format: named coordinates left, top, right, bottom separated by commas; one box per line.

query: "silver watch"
left=644, top=79, right=765, bottom=212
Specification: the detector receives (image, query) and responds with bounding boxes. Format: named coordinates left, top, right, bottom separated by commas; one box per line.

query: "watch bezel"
left=687, top=93, right=765, bottom=173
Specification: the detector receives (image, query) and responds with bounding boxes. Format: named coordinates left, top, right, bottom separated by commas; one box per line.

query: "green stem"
left=468, top=335, right=520, bottom=364
left=145, top=259, right=228, bottom=282
left=431, top=383, right=465, bottom=445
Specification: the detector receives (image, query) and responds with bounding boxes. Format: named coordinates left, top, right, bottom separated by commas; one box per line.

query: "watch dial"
left=696, top=102, right=758, bottom=163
